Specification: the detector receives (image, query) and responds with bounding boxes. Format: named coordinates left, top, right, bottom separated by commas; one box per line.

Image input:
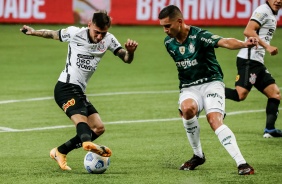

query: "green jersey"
left=164, top=26, right=224, bottom=89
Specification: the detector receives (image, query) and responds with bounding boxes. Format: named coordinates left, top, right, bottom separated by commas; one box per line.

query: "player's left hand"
left=125, top=39, right=138, bottom=53
left=246, top=37, right=258, bottom=48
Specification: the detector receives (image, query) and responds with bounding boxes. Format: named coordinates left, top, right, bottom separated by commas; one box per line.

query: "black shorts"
left=235, top=57, right=275, bottom=92
left=54, top=81, right=98, bottom=118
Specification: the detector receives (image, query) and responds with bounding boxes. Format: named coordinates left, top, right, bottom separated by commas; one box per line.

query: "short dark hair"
left=92, top=10, right=111, bottom=29
left=158, top=5, right=183, bottom=20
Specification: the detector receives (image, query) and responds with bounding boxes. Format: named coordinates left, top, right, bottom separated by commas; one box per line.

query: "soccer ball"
left=84, top=152, right=110, bottom=174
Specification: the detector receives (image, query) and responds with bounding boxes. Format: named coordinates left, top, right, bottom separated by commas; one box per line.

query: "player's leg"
left=256, top=73, right=282, bottom=137
left=225, top=57, right=252, bottom=101
left=50, top=82, right=85, bottom=170
left=82, top=112, right=112, bottom=157
left=50, top=82, right=109, bottom=171
left=205, top=81, right=254, bottom=175
left=225, top=86, right=249, bottom=101
left=179, top=87, right=205, bottom=170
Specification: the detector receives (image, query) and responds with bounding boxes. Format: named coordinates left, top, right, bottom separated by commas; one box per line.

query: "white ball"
left=84, top=152, right=110, bottom=174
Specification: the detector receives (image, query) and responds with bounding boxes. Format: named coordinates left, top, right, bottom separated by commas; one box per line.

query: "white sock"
left=182, top=116, right=203, bottom=158
left=215, top=124, right=246, bottom=166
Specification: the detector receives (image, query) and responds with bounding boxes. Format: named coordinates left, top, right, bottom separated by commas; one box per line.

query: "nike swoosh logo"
left=77, top=43, right=84, bottom=46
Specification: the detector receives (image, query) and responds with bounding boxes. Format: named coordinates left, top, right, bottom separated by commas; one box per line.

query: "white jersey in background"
left=58, top=26, right=122, bottom=92
left=237, top=3, right=277, bottom=64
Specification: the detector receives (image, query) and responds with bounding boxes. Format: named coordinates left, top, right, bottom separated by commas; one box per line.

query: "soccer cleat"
left=263, top=128, right=282, bottom=138
left=179, top=154, right=206, bottom=170
left=82, top=142, right=112, bottom=157
left=238, top=163, right=254, bottom=175
left=50, top=148, right=71, bottom=171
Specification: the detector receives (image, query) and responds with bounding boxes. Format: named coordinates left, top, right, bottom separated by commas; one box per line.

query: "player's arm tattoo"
left=32, top=30, right=60, bottom=40
left=117, top=49, right=134, bottom=64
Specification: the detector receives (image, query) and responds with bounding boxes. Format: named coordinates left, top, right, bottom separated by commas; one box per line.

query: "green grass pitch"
left=0, top=24, right=281, bottom=184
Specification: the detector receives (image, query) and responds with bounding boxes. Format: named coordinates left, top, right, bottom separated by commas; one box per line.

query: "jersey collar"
left=87, top=29, right=95, bottom=44
left=266, top=1, right=278, bottom=15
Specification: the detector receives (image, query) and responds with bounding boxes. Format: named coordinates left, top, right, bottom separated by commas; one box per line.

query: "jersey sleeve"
left=198, top=30, right=222, bottom=48
left=59, top=26, right=81, bottom=42
left=250, top=5, right=267, bottom=26
left=106, top=34, right=122, bottom=54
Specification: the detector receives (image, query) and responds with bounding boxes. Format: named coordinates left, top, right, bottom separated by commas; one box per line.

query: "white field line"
left=0, top=90, right=280, bottom=133
left=0, top=90, right=178, bottom=105
left=0, top=108, right=279, bottom=133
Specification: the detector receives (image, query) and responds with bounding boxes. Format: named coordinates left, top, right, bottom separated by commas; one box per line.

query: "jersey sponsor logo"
left=76, top=57, right=95, bottom=71
left=206, top=93, right=223, bottom=99
left=62, top=98, right=75, bottom=112
left=182, top=78, right=208, bottom=87
left=221, top=135, right=232, bottom=146
left=179, top=46, right=185, bottom=55
left=200, top=37, right=215, bottom=44
left=176, top=59, right=198, bottom=69
left=77, top=54, right=94, bottom=59
left=249, top=73, right=257, bottom=84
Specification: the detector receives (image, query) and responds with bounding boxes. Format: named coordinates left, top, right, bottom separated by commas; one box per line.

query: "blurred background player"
left=225, top=0, right=282, bottom=138
left=20, top=10, right=138, bottom=170
left=158, top=5, right=258, bottom=175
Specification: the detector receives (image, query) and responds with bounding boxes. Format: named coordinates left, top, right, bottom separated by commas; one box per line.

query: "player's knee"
left=207, top=113, right=223, bottom=131
left=238, top=95, right=247, bottom=101
left=181, top=106, right=197, bottom=119
left=92, top=125, right=105, bottom=136
left=238, top=92, right=248, bottom=101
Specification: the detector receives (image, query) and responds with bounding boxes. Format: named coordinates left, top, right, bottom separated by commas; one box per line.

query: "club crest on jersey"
left=97, top=41, right=106, bottom=52
left=179, top=46, right=185, bottom=55
left=249, top=73, right=257, bottom=84
left=62, top=98, right=75, bottom=112
left=188, top=43, right=195, bottom=53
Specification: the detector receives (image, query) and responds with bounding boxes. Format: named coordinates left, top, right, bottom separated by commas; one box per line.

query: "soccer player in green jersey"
left=158, top=5, right=258, bottom=175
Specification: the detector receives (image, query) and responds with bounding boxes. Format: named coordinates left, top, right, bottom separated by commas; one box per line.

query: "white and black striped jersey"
left=58, top=26, right=122, bottom=92
left=237, top=3, right=277, bottom=64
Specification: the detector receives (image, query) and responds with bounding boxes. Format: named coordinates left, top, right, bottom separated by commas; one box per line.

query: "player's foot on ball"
left=238, top=163, right=254, bottom=175
left=82, top=142, right=112, bottom=157
left=50, top=147, right=71, bottom=171
left=263, top=128, right=282, bottom=138
left=179, top=153, right=206, bottom=170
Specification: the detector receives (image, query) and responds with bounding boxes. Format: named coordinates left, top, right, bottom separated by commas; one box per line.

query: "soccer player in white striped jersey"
left=20, top=10, right=138, bottom=171
left=225, top=0, right=282, bottom=138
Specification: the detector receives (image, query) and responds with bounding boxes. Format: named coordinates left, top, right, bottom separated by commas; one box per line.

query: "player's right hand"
left=267, top=45, right=278, bottom=56
left=20, top=25, right=33, bottom=35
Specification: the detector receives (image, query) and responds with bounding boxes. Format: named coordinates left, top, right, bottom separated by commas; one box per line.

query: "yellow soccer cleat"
left=82, top=142, right=112, bottom=157
left=50, top=148, right=72, bottom=171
